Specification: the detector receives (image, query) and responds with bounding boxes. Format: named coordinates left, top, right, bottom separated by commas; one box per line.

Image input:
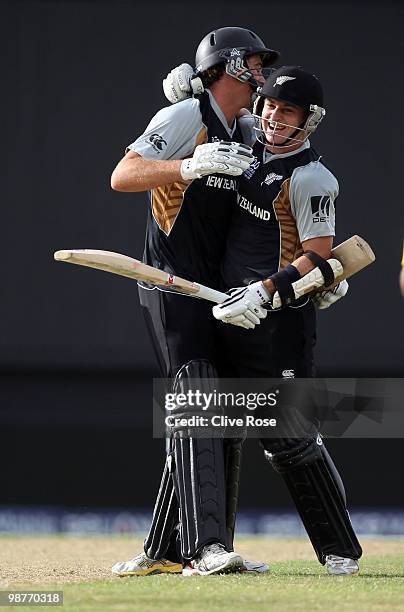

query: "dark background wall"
left=2, top=0, right=403, bottom=510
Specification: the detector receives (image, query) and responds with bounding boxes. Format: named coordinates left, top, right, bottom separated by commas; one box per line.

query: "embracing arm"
left=111, top=98, right=253, bottom=193
left=111, top=144, right=254, bottom=192
left=111, top=150, right=182, bottom=192
left=110, top=99, right=199, bottom=192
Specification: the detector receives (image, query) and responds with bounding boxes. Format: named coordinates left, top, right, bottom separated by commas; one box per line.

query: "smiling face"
left=261, top=97, right=307, bottom=153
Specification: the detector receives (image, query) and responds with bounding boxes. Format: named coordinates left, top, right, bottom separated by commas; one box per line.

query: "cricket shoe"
left=182, top=543, right=243, bottom=576
left=325, top=555, right=359, bottom=576
left=239, top=559, right=270, bottom=574
left=111, top=552, right=182, bottom=577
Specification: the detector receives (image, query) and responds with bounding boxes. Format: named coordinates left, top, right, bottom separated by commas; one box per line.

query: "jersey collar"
left=206, top=89, right=237, bottom=137
left=263, top=139, right=310, bottom=163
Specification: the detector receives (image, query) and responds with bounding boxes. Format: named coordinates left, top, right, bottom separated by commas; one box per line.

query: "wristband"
left=269, top=264, right=301, bottom=307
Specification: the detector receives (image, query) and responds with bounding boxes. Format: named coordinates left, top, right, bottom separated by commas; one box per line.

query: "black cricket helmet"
left=195, top=27, right=279, bottom=87
left=253, top=66, right=326, bottom=148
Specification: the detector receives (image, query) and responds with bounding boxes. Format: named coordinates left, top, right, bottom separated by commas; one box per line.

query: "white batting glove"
left=312, top=279, right=349, bottom=310
left=212, top=282, right=270, bottom=330
left=217, top=312, right=260, bottom=330
left=163, top=63, right=204, bottom=104
left=180, top=141, right=254, bottom=181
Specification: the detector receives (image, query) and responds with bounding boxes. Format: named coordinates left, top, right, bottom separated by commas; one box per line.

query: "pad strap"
left=303, top=251, right=335, bottom=287
left=269, top=264, right=301, bottom=307
left=224, top=438, right=243, bottom=551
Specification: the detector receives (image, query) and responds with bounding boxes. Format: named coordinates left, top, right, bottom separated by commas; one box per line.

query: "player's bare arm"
left=212, top=238, right=337, bottom=330
left=262, top=236, right=332, bottom=295
left=111, top=144, right=254, bottom=192
left=111, top=150, right=183, bottom=192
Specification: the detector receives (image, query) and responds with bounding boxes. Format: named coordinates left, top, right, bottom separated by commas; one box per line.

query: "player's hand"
left=212, top=282, right=270, bottom=329
left=180, top=141, right=254, bottom=180
left=312, top=279, right=349, bottom=309
left=163, top=63, right=204, bottom=104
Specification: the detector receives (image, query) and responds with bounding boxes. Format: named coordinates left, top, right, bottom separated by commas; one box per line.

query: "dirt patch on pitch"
left=0, top=536, right=403, bottom=586
left=0, top=536, right=144, bottom=587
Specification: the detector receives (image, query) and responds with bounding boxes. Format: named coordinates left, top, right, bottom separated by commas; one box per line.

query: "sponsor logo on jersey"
left=148, top=133, right=167, bottom=153
left=237, top=193, right=270, bottom=220
left=206, top=176, right=237, bottom=190
left=243, top=157, right=260, bottom=179
left=275, top=76, right=296, bottom=86
left=310, top=195, right=331, bottom=223
left=261, top=172, right=283, bottom=186
left=281, top=369, right=295, bottom=378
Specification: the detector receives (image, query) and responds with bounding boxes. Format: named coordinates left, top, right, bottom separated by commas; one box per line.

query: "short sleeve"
left=127, top=98, right=204, bottom=161
left=289, top=161, right=338, bottom=242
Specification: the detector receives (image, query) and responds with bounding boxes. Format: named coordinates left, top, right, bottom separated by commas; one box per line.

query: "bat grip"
left=272, top=259, right=343, bottom=309
left=195, top=284, right=229, bottom=304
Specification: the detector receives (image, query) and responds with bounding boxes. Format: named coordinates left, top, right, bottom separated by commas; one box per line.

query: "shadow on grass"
left=359, top=572, right=404, bottom=578
left=281, top=570, right=404, bottom=578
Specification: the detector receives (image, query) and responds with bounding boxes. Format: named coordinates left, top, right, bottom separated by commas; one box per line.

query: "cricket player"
left=211, top=66, right=362, bottom=574
left=110, top=27, right=280, bottom=576
left=149, top=58, right=361, bottom=573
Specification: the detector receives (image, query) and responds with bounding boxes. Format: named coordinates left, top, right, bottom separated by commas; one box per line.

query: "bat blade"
left=54, top=249, right=228, bottom=304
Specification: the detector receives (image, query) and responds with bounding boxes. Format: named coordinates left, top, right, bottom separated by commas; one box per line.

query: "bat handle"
left=272, top=259, right=343, bottom=309
left=194, top=284, right=229, bottom=304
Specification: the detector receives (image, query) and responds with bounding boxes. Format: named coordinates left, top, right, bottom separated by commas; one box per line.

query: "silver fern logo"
left=261, top=172, right=283, bottom=186
left=275, top=76, right=296, bottom=86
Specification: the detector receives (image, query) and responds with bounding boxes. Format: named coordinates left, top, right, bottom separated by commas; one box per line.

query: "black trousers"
left=217, top=301, right=317, bottom=378
left=138, top=285, right=226, bottom=376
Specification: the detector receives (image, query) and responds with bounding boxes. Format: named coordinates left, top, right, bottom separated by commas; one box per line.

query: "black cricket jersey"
left=221, top=140, right=338, bottom=289
left=129, top=91, right=243, bottom=289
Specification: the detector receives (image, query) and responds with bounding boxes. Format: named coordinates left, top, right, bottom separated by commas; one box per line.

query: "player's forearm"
left=111, top=157, right=183, bottom=192
left=262, top=237, right=332, bottom=295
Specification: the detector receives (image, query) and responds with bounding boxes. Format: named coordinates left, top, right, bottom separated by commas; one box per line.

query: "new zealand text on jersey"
left=206, top=176, right=237, bottom=190
left=237, top=193, right=271, bottom=221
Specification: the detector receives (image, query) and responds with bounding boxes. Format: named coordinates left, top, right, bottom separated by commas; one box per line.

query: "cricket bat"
left=54, top=235, right=375, bottom=308
left=54, top=249, right=229, bottom=304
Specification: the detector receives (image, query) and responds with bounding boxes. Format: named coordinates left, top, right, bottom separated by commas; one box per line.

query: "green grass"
left=15, top=554, right=404, bottom=612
